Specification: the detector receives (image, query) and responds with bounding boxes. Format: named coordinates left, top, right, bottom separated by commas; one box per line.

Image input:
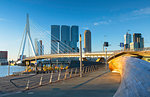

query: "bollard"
left=64, top=69, right=68, bottom=80
left=88, top=66, right=90, bottom=73
left=75, top=68, right=78, bottom=76
left=25, top=80, right=30, bottom=90
left=49, top=71, right=53, bottom=84
left=91, top=66, right=92, bottom=72
left=70, top=69, right=73, bottom=78
left=94, top=65, right=95, bottom=71
left=92, top=65, right=94, bottom=72
left=58, top=69, right=61, bottom=81
left=85, top=66, right=87, bottom=74
left=39, top=74, right=43, bottom=86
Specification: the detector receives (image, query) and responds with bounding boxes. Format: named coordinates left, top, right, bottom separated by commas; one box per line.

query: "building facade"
left=59, top=25, right=70, bottom=53
left=51, top=25, right=60, bottom=54
left=124, top=32, right=131, bottom=50
left=84, top=30, right=91, bottom=53
left=70, top=26, right=79, bottom=52
left=133, top=33, right=144, bottom=50
left=35, top=39, right=44, bottom=55
left=0, top=51, right=8, bottom=65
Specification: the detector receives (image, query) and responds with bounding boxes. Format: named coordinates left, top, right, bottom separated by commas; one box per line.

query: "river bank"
left=0, top=65, right=25, bottom=77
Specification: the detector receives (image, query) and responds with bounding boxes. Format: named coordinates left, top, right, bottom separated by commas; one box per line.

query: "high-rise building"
left=133, top=33, right=144, bottom=49
left=140, top=37, right=144, bottom=48
left=70, top=26, right=79, bottom=52
left=130, top=42, right=138, bottom=51
left=133, top=33, right=141, bottom=48
left=35, top=39, right=44, bottom=55
left=35, top=38, right=39, bottom=55
left=124, top=32, right=131, bottom=50
left=84, top=30, right=91, bottom=53
left=60, top=25, right=70, bottom=53
left=0, top=51, right=8, bottom=65
left=51, top=25, right=60, bottom=54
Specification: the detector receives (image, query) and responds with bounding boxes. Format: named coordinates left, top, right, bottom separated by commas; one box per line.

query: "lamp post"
left=79, top=34, right=82, bottom=77
left=103, top=42, right=109, bottom=70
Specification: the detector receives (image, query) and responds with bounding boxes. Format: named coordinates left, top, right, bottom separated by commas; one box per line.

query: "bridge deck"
left=2, top=66, right=120, bottom=97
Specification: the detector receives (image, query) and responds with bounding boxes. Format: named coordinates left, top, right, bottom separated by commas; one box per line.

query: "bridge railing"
left=109, top=56, right=150, bottom=97
left=9, top=65, right=102, bottom=92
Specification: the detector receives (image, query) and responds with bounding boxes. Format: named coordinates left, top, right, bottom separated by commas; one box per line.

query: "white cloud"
left=133, top=7, right=150, bottom=15
left=94, top=20, right=112, bottom=26
left=0, top=18, right=5, bottom=21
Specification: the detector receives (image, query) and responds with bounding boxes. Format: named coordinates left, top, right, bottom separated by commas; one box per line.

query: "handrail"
left=109, top=56, right=150, bottom=97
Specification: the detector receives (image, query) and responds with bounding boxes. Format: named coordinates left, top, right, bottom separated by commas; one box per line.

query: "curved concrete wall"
left=109, top=56, right=150, bottom=97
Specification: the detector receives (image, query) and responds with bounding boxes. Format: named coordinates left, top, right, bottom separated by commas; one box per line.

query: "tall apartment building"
left=51, top=25, right=60, bottom=54
left=0, top=51, right=8, bottom=65
left=35, top=39, right=44, bottom=55
left=133, top=33, right=144, bottom=49
left=59, top=25, right=70, bottom=53
left=50, top=25, right=79, bottom=54
left=84, top=30, right=91, bottom=53
left=124, top=32, right=131, bottom=50
left=129, top=33, right=144, bottom=51
left=70, top=26, right=79, bottom=52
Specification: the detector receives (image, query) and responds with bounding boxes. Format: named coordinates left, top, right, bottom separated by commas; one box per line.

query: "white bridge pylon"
left=20, top=14, right=36, bottom=62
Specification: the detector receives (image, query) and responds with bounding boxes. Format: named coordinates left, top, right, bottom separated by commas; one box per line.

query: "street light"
left=79, top=34, right=82, bottom=77
left=103, top=42, right=109, bottom=70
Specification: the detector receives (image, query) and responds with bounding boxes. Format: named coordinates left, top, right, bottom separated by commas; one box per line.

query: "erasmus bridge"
left=17, top=14, right=150, bottom=97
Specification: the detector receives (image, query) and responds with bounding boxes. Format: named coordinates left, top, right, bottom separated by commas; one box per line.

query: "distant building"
left=130, top=42, right=138, bottom=51
left=140, top=37, right=144, bottom=48
left=60, top=25, right=70, bottom=53
left=124, top=32, right=131, bottom=50
left=84, top=30, right=91, bottom=53
left=51, top=25, right=60, bottom=54
left=0, top=51, right=8, bottom=65
left=35, top=39, right=44, bottom=55
left=70, top=26, right=79, bottom=52
left=133, top=33, right=144, bottom=50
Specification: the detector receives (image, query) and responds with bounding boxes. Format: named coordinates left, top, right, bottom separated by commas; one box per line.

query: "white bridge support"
left=21, top=14, right=36, bottom=62
left=113, top=57, right=150, bottom=97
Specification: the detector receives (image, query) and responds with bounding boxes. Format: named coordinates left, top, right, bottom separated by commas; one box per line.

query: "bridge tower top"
left=20, top=14, right=36, bottom=62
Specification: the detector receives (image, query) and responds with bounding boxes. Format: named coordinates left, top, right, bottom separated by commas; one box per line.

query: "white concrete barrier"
left=113, top=57, right=150, bottom=97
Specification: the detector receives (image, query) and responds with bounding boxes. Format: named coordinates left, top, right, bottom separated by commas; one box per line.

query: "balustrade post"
left=49, top=71, right=53, bottom=84
left=70, top=69, right=73, bottom=78
left=39, top=74, right=43, bottom=86
left=25, top=79, right=30, bottom=90
left=58, top=69, right=61, bottom=81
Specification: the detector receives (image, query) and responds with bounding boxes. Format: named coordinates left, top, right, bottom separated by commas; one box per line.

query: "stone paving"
left=1, top=66, right=121, bottom=97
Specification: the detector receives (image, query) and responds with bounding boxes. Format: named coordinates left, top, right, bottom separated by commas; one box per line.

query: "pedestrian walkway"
left=3, top=67, right=120, bottom=97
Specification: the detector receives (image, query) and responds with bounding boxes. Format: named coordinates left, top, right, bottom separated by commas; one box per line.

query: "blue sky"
left=0, top=0, right=150, bottom=60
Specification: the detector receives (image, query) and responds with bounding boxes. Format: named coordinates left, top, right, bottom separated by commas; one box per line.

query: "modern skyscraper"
left=51, top=25, right=60, bottom=54
left=84, top=30, right=91, bottom=53
left=133, top=33, right=144, bottom=49
left=70, top=26, right=79, bottom=52
left=124, top=32, right=131, bottom=49
left=140, top=37, right=144, bottom=48
left=35, top=39, right=44, bottom=55
left=0, top=51, right=8, bottom=65
left=60, top=25, right=70, bottom=53
left=35, top=38, right=38, bottom=55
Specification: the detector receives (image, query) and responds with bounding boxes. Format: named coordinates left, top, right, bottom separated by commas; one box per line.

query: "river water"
left=0, top=65, right=25, bottom=77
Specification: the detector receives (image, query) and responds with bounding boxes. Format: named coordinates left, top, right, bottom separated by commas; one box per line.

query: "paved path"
left=2, top=67, right=121, bottom=97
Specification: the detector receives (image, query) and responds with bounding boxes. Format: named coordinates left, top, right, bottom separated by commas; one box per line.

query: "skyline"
left=0, top=0, right=150, bottom=60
